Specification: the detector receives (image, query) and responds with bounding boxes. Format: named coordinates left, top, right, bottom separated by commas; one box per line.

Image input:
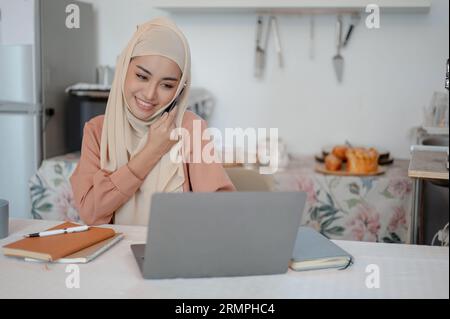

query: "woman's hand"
left=144, top=106, right=179, bottom=158
left=127, top=106, right=179, bottom=180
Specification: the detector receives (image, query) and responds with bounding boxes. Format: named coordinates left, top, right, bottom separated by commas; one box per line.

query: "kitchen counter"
left=408, top=149, right=449, bottom=180
left=408, top=147, right=449, bottom=244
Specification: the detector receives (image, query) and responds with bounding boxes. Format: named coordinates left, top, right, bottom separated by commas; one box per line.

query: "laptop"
left=131, top=192, right=306, bottom=279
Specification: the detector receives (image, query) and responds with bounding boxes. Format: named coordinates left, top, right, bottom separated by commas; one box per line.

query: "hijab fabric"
left=100, top=17, right=191, bottom=225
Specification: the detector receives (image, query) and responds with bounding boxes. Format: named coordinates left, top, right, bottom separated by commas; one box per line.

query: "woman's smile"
left=135, top=96, right=157, bottom=112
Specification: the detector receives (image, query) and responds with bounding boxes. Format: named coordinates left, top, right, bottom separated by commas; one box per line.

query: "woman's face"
left=124, top=55, right=182, bottom=120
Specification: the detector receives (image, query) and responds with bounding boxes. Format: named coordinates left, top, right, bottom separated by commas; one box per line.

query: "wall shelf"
left=153, top=0, right=432, bottom=14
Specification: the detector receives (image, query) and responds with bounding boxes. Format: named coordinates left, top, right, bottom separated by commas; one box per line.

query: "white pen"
left=24, top=225, right=90, bottom=238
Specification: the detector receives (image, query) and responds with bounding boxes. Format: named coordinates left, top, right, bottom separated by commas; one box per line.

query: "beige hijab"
left=100, top=18, right=191, bottom=225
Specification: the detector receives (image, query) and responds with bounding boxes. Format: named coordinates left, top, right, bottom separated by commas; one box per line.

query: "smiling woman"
left=69, top=17, right=235, bottom=226
left=125, top=55, right=181, bottom=120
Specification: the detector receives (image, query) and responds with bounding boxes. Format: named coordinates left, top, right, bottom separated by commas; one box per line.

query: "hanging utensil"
left=332, top=15, right=344, bottom=83
left=263, top=15, right=271, bottom=60
left=309, top=15, right=315, bottom=60
left=271, top=16, right=284, bottom=68
left=254, top=15, right=265, bottom=78
left=345, top=140, right=354, bottom=148
left=343, top=12, right=361, bottom=48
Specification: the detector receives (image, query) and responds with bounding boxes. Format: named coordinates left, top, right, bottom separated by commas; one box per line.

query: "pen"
left=24, top=225, right=90, bottom=238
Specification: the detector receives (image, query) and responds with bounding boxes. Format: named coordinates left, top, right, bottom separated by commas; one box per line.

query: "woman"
left=70, top=18, right=235, bottom=226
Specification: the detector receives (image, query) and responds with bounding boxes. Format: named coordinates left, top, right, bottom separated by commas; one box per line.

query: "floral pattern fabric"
left=28, top=153, right=80, bottom=223
left=274, top=156, right=413, bottom=244
left=28, top=154, right=413, bottom=243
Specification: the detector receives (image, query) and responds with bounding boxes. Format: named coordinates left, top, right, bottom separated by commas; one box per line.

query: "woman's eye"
left=136, top=73, right=147, bottom=80
left=162, top=84, right=174, bottom=89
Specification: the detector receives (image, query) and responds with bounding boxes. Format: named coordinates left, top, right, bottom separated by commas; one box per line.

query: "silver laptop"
left=131, top=192, right=306, bottom=279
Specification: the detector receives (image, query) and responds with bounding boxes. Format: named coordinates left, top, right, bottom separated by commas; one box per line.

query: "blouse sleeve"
left=69, top=121, right=145, bottom=225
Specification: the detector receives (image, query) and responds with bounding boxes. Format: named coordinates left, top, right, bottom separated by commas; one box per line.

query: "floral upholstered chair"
left=28, top=153, right=80, bottom=222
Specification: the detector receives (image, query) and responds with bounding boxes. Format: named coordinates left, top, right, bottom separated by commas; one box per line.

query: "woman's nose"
left=143, top=84, right=157, bottom=101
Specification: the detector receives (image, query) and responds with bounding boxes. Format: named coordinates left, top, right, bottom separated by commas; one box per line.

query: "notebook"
left=290, top=227, right=353, bottom=272
left=2, top=222, right=116, bottom=262
left=25, top=233, right=124, bottom=264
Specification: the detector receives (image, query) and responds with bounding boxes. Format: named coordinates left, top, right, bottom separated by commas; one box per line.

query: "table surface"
left=0, top=219, right=448, bottom=299
left=408, top=150, right=449, bottom=180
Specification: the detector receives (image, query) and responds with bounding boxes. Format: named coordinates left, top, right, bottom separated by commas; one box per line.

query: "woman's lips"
left=135, top=96, right=156, bottom=111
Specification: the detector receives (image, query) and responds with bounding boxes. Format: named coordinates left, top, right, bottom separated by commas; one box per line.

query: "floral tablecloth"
left=29, top=153, right=413, bottom=243
left=274, top=156, right=413, bottom=244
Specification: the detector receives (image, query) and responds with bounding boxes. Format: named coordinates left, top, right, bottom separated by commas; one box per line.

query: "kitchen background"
left=0, top=0, right=448, bottom=245
left=83, top=0, right=448, bottom=159
left=1, top=0, right=447, bottom=157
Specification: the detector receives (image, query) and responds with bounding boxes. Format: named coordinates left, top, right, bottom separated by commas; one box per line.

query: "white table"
left=0, top=219, right=448, bottom=299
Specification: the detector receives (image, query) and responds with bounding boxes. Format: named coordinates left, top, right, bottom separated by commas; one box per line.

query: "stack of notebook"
left=2, top=222, right=124, bottom=263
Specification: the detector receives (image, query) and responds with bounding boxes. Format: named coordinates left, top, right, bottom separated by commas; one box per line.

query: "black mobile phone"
left=163, top=88, right=184, bottom=115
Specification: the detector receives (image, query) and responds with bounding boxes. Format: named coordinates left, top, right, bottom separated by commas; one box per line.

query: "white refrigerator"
left=0, top=0, right=95, bottom=218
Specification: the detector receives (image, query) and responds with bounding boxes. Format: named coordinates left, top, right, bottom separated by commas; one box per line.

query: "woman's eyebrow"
left=136, top=65, right=179, bottom=81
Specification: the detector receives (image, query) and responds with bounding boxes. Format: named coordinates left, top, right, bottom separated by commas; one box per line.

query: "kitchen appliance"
left=187, top=87, right=215, bottom=121
left=410, top=59, right=450, bottom=245
left=0, top=0, right=95, bottom=218
left=66, top=93, right=108, bottom=153
left=419, top=136, right=449, bottom=245
left=96, top=65, right=115, bottom=86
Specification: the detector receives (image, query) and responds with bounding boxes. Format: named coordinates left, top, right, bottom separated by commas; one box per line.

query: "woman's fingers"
left=169, top=122, right=179, bottom=141
left=153, top=111, right=169, bottom=129
left=168, top=105, right=178, bottom=121
left=161, top=106, right=178, bottom=130
left=151, top=106, right=178, bottom=134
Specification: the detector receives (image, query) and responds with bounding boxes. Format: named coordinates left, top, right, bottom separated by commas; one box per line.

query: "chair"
left=225, top=167, right=274, bottom=192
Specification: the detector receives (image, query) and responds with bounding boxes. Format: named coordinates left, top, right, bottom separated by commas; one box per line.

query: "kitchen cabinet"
left=152, top=0, right=432, bottom=14
left=409, top=142, right=449, bottom=245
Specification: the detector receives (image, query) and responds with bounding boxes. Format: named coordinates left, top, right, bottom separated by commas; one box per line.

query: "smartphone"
left=163, top=88, right=184, bottom=115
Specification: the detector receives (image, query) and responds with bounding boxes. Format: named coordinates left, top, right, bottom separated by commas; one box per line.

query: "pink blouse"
left=70, top=111, right=235, bottom=225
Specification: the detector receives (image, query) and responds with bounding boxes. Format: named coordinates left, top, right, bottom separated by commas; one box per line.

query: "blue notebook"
left=290, top=227, right=353, bottom=272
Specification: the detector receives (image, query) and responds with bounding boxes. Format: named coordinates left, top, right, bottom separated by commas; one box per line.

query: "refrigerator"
left=0, top=0, right=95, bottom=218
